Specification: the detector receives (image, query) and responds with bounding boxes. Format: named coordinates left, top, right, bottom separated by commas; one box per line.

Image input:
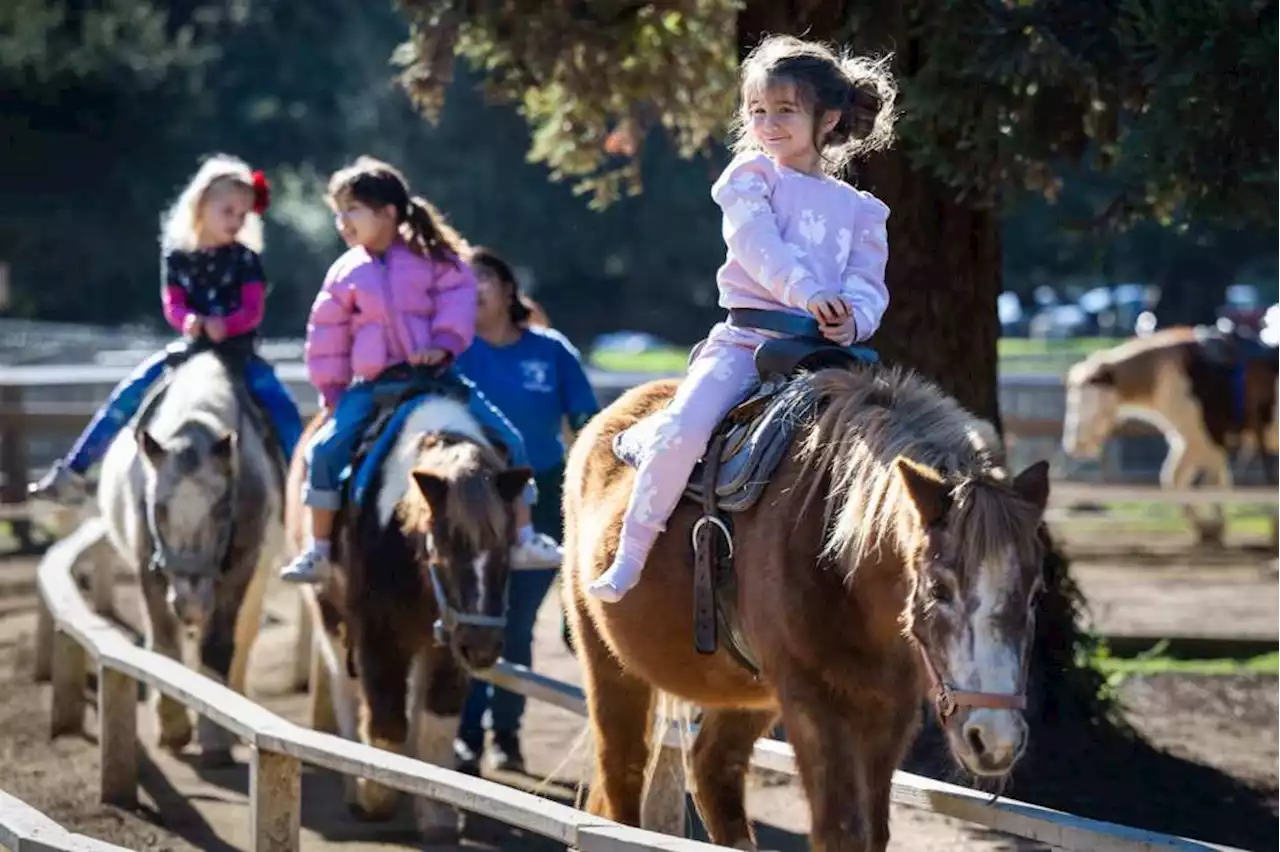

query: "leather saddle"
left=613, top=309, right=880, bottom=674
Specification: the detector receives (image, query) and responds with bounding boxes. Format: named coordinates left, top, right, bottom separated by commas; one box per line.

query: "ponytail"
left=822, top=54, right=897, bottom=172
left=402, top=196, right=466, bottom=264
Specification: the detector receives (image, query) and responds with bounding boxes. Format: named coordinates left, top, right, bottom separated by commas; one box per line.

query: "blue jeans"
left=64, top=348, right=301, bottom=473
left=303, top=372, right=534, bottom=511
left=459, top=567, right=557, bottom=742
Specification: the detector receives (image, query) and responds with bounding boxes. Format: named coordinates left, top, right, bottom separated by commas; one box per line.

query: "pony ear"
left=1012, top=460, right=1051, bottom=514
left=1089, top=366, right=1115, bottom=387
left=211, top=431, right=236, bottom=461
left=895, top=456, right=952, bottom=527
left=412, top=470, right=450, bottom=513
left=495, top=467, right=533, bottom=504
left=139, top=430, right=167, bottom=467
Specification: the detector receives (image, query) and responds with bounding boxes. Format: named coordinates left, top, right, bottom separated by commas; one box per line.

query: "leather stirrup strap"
left=693, top=432, right=728, bottom=655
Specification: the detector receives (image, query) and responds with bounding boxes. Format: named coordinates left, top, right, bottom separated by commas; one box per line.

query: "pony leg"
left=862, top=705, right=920, bottom=852
left=228, top=555, right=271, bottom=695
left=195, top=603, right=242, bottom=765
left=577, top=607, right=655, bottom=826
left=352, top=621, right=411, bottom=821
left=407, top=647, right=467, bottom=842
left=1198, top=446, right=1233, bottom=546
left=776, top=677, right=875, bottom=852
left=689, top=707, right=777, bottom=850
left=139, top=572, right=193, bottom=751
left=1161, top=439, right=1208, bottom=539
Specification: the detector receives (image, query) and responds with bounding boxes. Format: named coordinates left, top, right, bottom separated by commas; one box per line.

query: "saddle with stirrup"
left=615, top=308, right=879, bottom=675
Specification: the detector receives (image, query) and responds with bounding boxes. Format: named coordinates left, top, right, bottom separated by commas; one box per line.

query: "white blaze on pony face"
left=933, top=546, right=1032, bottom=777
left=1062, top=361, right=1118, bottom=460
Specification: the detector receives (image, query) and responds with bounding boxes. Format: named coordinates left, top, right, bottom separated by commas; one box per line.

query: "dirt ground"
left=0, top=524, right=1275, bottom=851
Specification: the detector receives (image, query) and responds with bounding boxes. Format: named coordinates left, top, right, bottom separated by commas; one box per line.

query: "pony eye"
left=928, top=580, right=953, bottom=604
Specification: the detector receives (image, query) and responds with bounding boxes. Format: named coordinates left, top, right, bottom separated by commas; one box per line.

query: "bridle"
left=425, top=539, right=509, bottom=647
left=909, top=574, right=1041, bottom=723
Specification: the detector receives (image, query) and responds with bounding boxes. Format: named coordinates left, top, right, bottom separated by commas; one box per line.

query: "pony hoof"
left=414, top=800, right=461, bottom=843
left=351, top=778, right=400, bottom=821
left=156, top=720, right=193, bottom=752
left=196, top=747, right=237, bottom=768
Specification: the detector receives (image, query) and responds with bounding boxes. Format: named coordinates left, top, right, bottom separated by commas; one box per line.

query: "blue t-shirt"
left=456, top=327, right=600, bottom=473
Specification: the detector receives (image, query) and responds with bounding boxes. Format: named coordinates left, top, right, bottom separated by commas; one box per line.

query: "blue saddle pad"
left=340, top=397, right=428, bottom=509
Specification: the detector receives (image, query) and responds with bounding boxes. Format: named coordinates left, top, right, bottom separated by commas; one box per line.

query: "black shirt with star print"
left=161, top=243, right=266, bottom=333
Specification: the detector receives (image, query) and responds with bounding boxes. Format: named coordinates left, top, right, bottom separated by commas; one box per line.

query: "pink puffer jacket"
left=305, top=241, right=476, bottom=407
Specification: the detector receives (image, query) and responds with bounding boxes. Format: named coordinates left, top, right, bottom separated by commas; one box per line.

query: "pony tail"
left=824, top=53, right=898, bottom=171
left=402, top=196, right=467, bottom=264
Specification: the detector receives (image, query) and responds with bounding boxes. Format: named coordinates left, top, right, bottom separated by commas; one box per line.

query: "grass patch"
left=589, top=337, right=1119, bottom=375
left=1091, top=640, right=1279, bottom=682
left=1054, top=501, right=1276, bottom=538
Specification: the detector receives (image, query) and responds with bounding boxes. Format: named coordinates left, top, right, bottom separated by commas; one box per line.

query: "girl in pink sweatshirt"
left=29, top=154, right=301, bottom=506
left=280, top=157, right=560, bottom=583
left=588, top=35, right=897, bottom=602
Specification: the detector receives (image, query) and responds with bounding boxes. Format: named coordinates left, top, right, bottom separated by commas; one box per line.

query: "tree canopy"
left=396, top=0, right=1277, bottom=227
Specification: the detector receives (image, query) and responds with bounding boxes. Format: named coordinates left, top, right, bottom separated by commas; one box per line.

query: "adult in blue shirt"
left=454, top=247, right=599, bottom=775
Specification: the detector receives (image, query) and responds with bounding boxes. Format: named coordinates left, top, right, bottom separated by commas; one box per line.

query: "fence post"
left=33, top=595, right=53, bottom=682
left=250, top=747, right=301, bottom=852
left=50, top=630, right=86, bottom=737
left=0, top=381, right=34, bottom=551
left=98, top=665, right=138, bottom=806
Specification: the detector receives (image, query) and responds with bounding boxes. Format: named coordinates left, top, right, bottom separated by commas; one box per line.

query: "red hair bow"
left=251, top=170, right=271, bottom=214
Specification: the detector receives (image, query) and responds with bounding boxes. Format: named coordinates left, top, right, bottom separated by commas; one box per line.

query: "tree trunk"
left=738, top=0, right=1102, bottom=801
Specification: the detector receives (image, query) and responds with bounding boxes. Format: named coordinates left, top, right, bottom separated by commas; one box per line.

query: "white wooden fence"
left=24, top=519, right=727, bottom=852
left=7, top=517, right=1248, bottom=852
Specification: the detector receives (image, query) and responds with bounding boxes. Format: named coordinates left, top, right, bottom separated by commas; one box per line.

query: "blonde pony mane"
left=787, top=366, right=1039, bottom=576
left=160, top=153, right=264, bottom=254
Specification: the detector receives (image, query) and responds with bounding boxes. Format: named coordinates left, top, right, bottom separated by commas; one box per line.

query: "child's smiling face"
left=330, top=194, right=397, bottom=252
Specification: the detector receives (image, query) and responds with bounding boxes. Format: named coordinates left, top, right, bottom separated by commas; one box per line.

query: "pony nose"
left=167, top=578, right=213, bottom=626
left=454, top=626, right=503, bottom=671
left=962, top=711, right=1027, bottom=775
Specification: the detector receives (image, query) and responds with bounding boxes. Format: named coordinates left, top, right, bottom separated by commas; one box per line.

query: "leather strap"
left=693, top=432, right=728, bottom=655
left=729, top=307, right=823, bottom=340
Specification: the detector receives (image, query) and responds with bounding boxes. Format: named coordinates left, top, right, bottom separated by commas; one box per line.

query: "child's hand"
left=821, top=316, right=858, bottom=347
left=205, top=317, right=227, bottom=342
left=410, top=348, right=448, bottom=367
left=806, top=291, right=851, bottom=326
left=183, top=314, right=204, bottom=337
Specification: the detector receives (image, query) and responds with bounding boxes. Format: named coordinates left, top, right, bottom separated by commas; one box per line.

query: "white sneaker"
left=279, top=547, right=331, bottom=584
left=511, top=532, right=562, bottom=569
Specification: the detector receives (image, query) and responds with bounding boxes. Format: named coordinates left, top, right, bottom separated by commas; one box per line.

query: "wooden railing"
left=13, top=518, right=1253, bottom=852
left=28, top=519, right=725, bottom=852
left=0, top=789, right=132, bottom=852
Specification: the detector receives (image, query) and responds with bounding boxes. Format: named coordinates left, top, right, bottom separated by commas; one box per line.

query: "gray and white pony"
left=98, top=350, right=285, bottom=761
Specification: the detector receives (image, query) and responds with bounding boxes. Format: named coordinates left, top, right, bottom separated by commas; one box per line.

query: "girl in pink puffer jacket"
left=280, top=157, right=561, bottom=583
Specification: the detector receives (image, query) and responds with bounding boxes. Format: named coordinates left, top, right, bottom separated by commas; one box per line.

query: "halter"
left=426, top=554, right=508, bottom=648
left=910, top=575, right=1040, bottom=722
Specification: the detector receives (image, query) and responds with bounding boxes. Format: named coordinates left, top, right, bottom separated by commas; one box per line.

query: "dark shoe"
left=453, top=736, right=482, bottom=776
left=489, top=731, right=525, bottom=774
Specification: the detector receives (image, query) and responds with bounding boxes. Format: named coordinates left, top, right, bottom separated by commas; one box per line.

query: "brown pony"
left=285, top=394, right=529, bottom=841
left=562, top=365, right=1050, bottom=852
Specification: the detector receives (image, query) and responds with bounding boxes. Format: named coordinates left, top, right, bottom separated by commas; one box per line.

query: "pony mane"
left=398, top=434, right=510, bottom=546
left=786, top=366, right=1037, bottom=576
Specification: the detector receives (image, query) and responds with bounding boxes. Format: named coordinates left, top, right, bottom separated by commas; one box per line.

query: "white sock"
left=309, top=538, right=332, bottom=559
left=517, top=524, right=536, bottom=545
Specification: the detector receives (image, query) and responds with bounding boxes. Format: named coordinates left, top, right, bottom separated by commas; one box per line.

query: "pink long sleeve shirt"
left=712, top=151, right=890, bottom=342
left=304, top=241, right=477, bottom=407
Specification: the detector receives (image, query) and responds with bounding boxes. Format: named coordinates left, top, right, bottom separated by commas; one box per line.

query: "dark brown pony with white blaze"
left=285, top=393, right=530, bottom=841
left=562, top=365, right=1050, bottom=852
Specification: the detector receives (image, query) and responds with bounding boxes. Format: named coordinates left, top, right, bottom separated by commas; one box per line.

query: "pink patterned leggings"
left=606, top=323, right=768, bottom=587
